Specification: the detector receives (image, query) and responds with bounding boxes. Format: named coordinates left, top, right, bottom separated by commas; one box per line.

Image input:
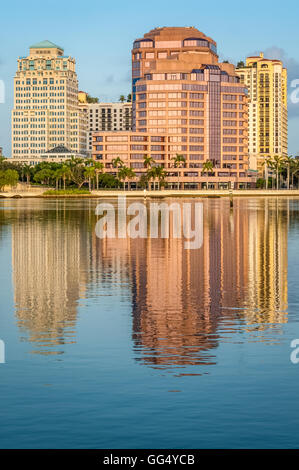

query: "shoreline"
left=2, top=189, right=299, bottom=198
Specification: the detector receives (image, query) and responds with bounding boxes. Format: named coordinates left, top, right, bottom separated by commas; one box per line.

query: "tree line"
left=1, top=154, right=299, bottom=192
left=259, top=155, right=299, bottom=189
left=0, top=154, right=190, bottom=191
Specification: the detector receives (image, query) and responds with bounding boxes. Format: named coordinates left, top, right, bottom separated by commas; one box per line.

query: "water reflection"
left=129, top=198, right=288, bottom=369
left=0, top=197, right=290, bottom=368
left=11, top=201, right=92, bottom=354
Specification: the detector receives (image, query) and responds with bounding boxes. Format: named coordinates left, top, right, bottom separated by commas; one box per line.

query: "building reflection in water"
left=128, top=198, right=288, bottom=370
left=5, top=198, right=289, bottom=367
left=11, top=200, right=92, bottom=355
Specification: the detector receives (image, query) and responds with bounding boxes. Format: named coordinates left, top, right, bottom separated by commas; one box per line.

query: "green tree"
left=22, top=164, right=32, bottom=184
left=84, top=166, right=95, bottom=191
left=127, top=94, right=132, bottom=102
left=0, top=169, right=19, bottom=191
left=119, top=95, right=125, bottom=103
left=138, top=173, right=149, bottom=189
left=202, top=160, right=214, bottom=189
left=0, top=171, right=6, bottom=191
left=143, top=155, right=155, bottom=189
left=33, top=168, right=54, bottom=185
left=236, top=61, right=245, bottom=68
left=118, top=166, right=136, bottom=190
left=94, top=161, right=104, bottom=190
left=53, top=169, right=61, bottom=190
left=86, top=95, right=99, bottom=103
left=261, top=156, right=272, bottom=189
left=143, top=155, right=155, bottom=169
left=284, top=155, right=294, bottom=190
left=172, top=154, right=186, bottom=190
left=66, top=158, right=87, bottom=188
left=60, top=164, right=72, bottom=190
left=153, top=166, right=166, bottom=190
left=291, top=159, right=299, bottom=189
left=147, top=167, right=156, bottom=190
left=112, top=157, right=124, bottom=169
left=268, top=155, right=285, bottom=190
left=98, top=173, right=119, bottom=188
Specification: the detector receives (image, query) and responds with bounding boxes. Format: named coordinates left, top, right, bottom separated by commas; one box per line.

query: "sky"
left=0, top=0, right=299, bottom=156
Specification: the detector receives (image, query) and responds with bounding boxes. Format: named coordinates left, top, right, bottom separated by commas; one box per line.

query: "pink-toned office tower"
left=93, top=27, right=255, bottom=189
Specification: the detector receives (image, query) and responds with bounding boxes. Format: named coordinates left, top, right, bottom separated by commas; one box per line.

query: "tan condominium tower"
left=236, top=53, right=288, bottom=172
left=93, top=27, right=255, bottom=189
left=12, top=40, right=87, bottom=162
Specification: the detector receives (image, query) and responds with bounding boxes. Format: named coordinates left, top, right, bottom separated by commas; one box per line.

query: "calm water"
left=0, top=197, right=298, bottom=449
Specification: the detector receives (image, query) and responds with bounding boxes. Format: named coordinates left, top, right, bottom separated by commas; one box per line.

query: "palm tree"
left=60, top=164, right=71, bottom=190
left=143, top=155, right=155, bottom=169
left=53, top=169, right=61, bottom=190
left=94, top=162, right=104, bottom=190
left=84, top=166, right=95, bottom=191
left=143, top=155, right=155, bottom=189
left=147, top=167, right=156, bottom=190
left=112, top=157, right=124, bottom=169
left=269, top=155, right=284, bottom=190
left=291, top=159, right=299, bottom=189
left=172, top=154, right=186, bottom=190
left=262, top=156, right=272, bottom=190
left=284, top=155, right=294, bottom=190
left=22, top=164, right=32, bottom=184
left=118, top=166, right=136, bottom=190
left=154, top=166, right=166, bottom=190
left=119, top=95, right=125, bottom=103
left=202, top=160, right=214, bottom=189
left=67, top=156, right=84, bottom=168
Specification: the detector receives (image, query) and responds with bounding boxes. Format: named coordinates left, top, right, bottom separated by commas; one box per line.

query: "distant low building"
left=10, top=145, right=87, bottom=165
left=39, top=145, right=87, bottom=162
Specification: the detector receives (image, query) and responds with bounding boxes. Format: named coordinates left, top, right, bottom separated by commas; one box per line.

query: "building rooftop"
left=46, top=145, right=71, bottom=154
left=140, top=26, right=216, bottom=48
left=30, top=40, right=63, bottom=50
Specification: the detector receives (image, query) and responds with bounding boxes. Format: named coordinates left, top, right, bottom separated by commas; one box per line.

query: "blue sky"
left=1, top=0, right=299, bottom=156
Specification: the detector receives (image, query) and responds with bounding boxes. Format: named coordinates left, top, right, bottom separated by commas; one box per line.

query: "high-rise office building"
left=12, top=40, right=87, bottom=162
left=236, top=53, right=288, bottom=171
left=93, top=27, right=255, bottom=189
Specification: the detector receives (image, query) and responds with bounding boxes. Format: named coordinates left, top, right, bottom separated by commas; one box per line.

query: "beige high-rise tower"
left=236, top=53, right=288, bottom=172
left=12, top=40, right=87, bottom=161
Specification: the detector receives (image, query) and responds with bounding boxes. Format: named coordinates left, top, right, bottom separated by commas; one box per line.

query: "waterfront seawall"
left=2, top=188, right=299, bottom=198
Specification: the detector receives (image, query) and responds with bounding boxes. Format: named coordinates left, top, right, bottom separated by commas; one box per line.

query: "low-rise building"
left=10, top=145, right=87, bottom=165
